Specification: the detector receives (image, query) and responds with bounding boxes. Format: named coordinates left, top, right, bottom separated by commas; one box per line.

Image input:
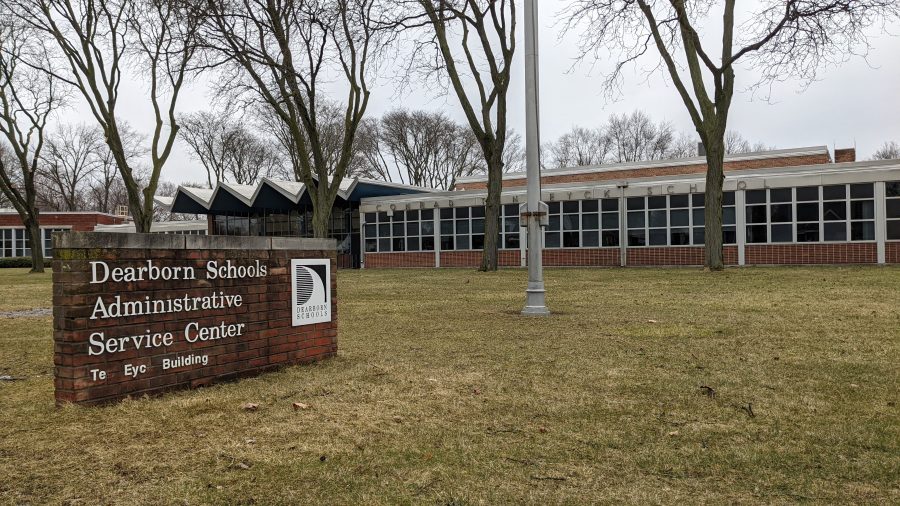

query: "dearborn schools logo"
left=290, top=259, right=331, bottom=326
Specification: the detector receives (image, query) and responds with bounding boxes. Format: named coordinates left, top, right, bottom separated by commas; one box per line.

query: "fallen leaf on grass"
left=241, top=403, right=259, bottom=411
left=647, top=319, right=658, bottom=323
left=668, top=430, right=679, bottom=437
left=292, top=402, right=310, bottom=411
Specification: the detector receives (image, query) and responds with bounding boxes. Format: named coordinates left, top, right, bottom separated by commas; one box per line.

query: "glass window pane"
left=851, top=221, right=875, bottom=241
left=421, top=221, right=434, bottom=235
left=365, top=239, right=377, bottom=252
left=627, top=197, right=645, bottom=210
left=823, top=222, right=846, bottom=241
left=377, top=212, right=389, bottom=222
left=601, top=199, right=619, bottom=211
left=364, top=224, right=376, bottom=237
left=440, top=208, right=453, bottom=219
left=724, top=207, right=736, bottom=225
left=602, top=230, right=619, bottom=247
left=771, top=224, right=792, bottom=242
left=504, top=203, right=520, bottom=216
left=797, top=223, right=819, bottom=242
left=693, top=209, right=705, bottom=226
left=886, top=182, right=900, bottom=198
left=582, top=213, right=599, bottom=230
left=440, top=220, right=453, bottom=234
left=562, top=214, right=579, bottom=231
left=797, top=203, right=819, bottom=222
left=887, top=220, right=900, bottom=240
left=392, top=223, right=404, bottom=235
left=582, top=200, right=599, bottom=212
left=747, top=190, right=766, bottom=204
left=669, top=194, right=688, bottom=208
left=582, top=231, right=599, bottom=247
left=670, top=209, right=689, bottom=226
left=504, top=217, right=519, bottom=233
left=851, top=200, right=874, bottom=220
left=472, top=234, right=484, bottom=250
left=627, top=211, right=645, bottom=228
left=888, top=199, right=900, bottom=219
left=823, top=185, right=846, bottom=200
left=456, top=220, right=469, bottom=234
left=823, top=201, right=847, bottom=221
left=796, top=186, right=818, bottom=201
left=850, top=183, right=874, bottom=199
left=747, top=206, right=767, bottom=224
left=563, top=201, right=579, bottom=213
left=563, top=232, right=580, bottom=247
left=364, top=212, right=376, bottom=223
left=601, top=213, right=618, bottom=229
left=627, top=229, right=645, bottom=246
left=670, top=228, right=690, bottom=245
left=392, top=211, right=405, bottom=221
left=441, top=235, right=454, bottom=250
left=692, top=227, right=704, bottom=245
left=504, top=234, right=519, bottom=249
left=545, top=232, right=560, bottom=248
left=422, top=236, right=435, bottom=251
left=648, top=210, right=666, bottom=228
left=647, top=196, right=666, bottom=209
left=455, top=207, right=469, bottom=218
left=546, top=201, right=560, bottom=214
left=472, top=218, right=485, bottom=234
left=692, top=193, right=704, bottom=207
left=407, top=237, right=420, bottom=251
left=457, top=236, right=470, bottom=250
left=406, top=222, right=419, bottom=236
left=723, top=192, right=735, bottom=206
left=471, top=206, right=484, bottom=218
left=770, top=204, right=792, bottom=223
left=393, top=238, right=405, bottom=251
left=770, top=188, right=792, bottom=202
left=378, top=238, right=391, bottom=251
left=407, top=210, right=419, bottom=221
left=378, top=224, right=390, bottom=236
left=548, top=215, right=560, bottom=231
left=723, top=227, right=736, bottom=245
left=421, top=209, right=434, bottom=220
left=648, top=229, right=667, bottom=245
left=747, top=225, right=767, bottom=243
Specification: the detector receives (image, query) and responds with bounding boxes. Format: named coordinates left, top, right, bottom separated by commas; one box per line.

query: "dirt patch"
left=0, top=308, right=51, bottom=318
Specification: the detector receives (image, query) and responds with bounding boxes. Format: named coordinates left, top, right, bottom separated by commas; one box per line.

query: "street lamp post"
left=521, top=0, right=549, bottom=316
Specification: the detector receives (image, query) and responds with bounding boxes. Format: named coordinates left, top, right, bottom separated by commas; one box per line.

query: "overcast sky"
left=58, top=0, right=900, bottom=186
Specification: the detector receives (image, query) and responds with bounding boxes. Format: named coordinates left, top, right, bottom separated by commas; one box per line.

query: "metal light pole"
left=521, top=0, right=549, bottom=316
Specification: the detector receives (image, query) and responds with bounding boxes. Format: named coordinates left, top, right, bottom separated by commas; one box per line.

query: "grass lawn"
left=0, top=266, right=898, bottom=504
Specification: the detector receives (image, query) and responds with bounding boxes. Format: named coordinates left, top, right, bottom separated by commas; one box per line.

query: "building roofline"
left=455, top=145, right=832, bottom=184
left=0, top=209, right=124, bottom=218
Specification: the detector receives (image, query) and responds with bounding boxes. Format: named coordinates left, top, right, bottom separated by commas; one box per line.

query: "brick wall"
left=455, top=153, right=831, bottom=191
left=745, top=243, right=877, bottom=264
left=625, top=246, right=739, bottom=266
left=366, top=252, right=436, bottom=268
left=886, top=242, right=900, bottom=263
left=440, top=251, right=520, bottom=267
left=53, top=233, right=338, bottom=406
left=543, top=248, right=620, bottom=266
left=0, top=212, right=126, bottom=231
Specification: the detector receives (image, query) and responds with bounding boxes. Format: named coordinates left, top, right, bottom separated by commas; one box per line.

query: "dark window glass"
left=440, top=235, right=454, bottom=250
left=364, top=224, right=376, bottom=237
left=670, top=228, right=690, bottom=245
left=364, top=212, right=376, bottom=223
left=670, top=209, right=689, bottom=226
left=563, top=232, right=580, bottom=247
left=670, top=194, right=689, bottom=208
left=850, top=183, right=874, bottom=199
left=392, top=211, right=405, bottom=221
left=440, top=208, right=453, bottom=219
left=797, top=203, right=819, bottom=222
left=582, top=200, right=599, bottom=212
left=723, top=191, right=735, bottom=206
left=377, top=212, right=389, bottom=222
left=392, top=223, right=404, bottom=235
left=407, top=210, right=419, bottom=221
left=422, top=236, right=435, bottom=251
left=850, top=200, right=874, bottom=220
left=406, top=222, right=419, bottom=236
left=421, top=209, right=434, bottom=220
left=547, top=215, right=560, bottom=231
left=545, top=232, right=560, bottom=248
left=823, top=222, right=846, bottom=241
left=796, top=223, right=819, bottom=242
left=505, top=203, right=520, bottom=215
left=504, top=217, right=519, bottom=233
left=378, top=238, right=391, bottom=251
left=563, top=201, right=579, bottom=213
left=771, top=224, right=792, bottom=242
left=392, top=238, right=405, bottom=251
left=471, top=206, right=485, bottom=218
left=747, top=190, right=766, bottom=204
left=888, top=199, right=900, bottom=219
left=601, top=199, right=619, bottom=211
left=648, top=210, right=666, bottom=228
left=456, top=220, right=469, bottom=234
left=457, top=236, right=470, bottom=250
left=823, top=201, right=847, bottom=221
left=582, top=213, right=599, bottom=229
left=851, top=221, right=875, bottom=241
left=627, top=229, right=645, bottom=246
left=472, top=219, right=485, bottom=234
left=455, top=207, right=469, bottom=218
left=692, top=227, right=704, bottom=245
left=823, top=185, right=846, bottom=200
left=887, top=220, right=900, bottom=240
left=472, top=235, right=484, bottom=250
left=582, top=231, right=599, bottom=247
left=723, top=227, right=736, bottom=244
left=692, top=193, right=704, bottom=207
left=747, top=205, right=767, bottom=224
left=747, top=225, right=767, bottom=243
left=770, top=188, right=792, bottom=202
left=796, top=186, right=818, bottom=201
left=504, top=234, right=519, bottom=249
left=648, top=196, right=666, bottom=209
left=627, top=211, right=645, bottom=228
left=562, top=214, right=579, bottom=230
left=693, top=209, right=705, bottom=226
left=648, top=229, right=667, bottom=245
left=601, top=213, right=618, bottom=229
left=770, top=204, right=792, bottom=223
left=887, top=182, right=900, bottom=198
left=421, top=221, right=434, bottom=235
left=724, top=207, right=736, bottom=225
left=365, top=239, right=377, bottom=252
left=627, top=197, right=645, bottom=210
left=602, top=230, right=619, bottom=247
left=440, top=220, right=453, bottom=234
left=378, top=223, right=390, bottom=236
left=407, top=237, right=420, bottom=251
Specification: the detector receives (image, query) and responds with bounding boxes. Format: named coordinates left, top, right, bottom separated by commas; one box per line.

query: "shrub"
left=0, top=257, right=33, bottom=268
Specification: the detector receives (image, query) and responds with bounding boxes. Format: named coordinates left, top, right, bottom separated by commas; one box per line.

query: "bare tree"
left=88, top=123, right=146, bottom=215
left=198, top=0, right=381, bottom=238
left=39, top=124, right=101, bottom=211
left=872, top=141, right=900, bottom=160
left=723, top=130, right=772, bottom=154
left=400, top=0, right=515, bottom=271
left=563, top=0, right=900, bottom=270
left=179, top=110, right=283, bottom=187
left=0, top=13, right=63, bottom=272
left=14, top=0, right=200, bottom=232
left=543, top=126, right=609, bottom=169
left=605, top=110, right=675, bottom=163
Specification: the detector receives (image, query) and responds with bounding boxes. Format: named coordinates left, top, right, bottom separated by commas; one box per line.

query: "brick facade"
left=52, top=233, right=338, bottom=406
left=745, top=243, right=877, bottom=264
left=886, top=242, right=900, bottom=263
left=455, top=153, right=831, bottom=191
left=0, top=211, right=125, bottom=231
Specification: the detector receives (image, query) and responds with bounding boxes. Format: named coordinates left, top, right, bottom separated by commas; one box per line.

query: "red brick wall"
left=456, top=153, right=831, bottom=191
left=0, top=212, right=125, bottom=231
left=543, top=248, right=620, bottom=266
left=625, top=246, right=735, bottom=266
left=834, top=148, right=856, bottom=163
left=53, top=234, right=338, bottom=405
left=440, top=250, right=520, bottom=267
left=366, top=252, right=436, bottom=268
left=886, top=242, right=900, bottom=263
left=745, top=243, right=877, bottom=264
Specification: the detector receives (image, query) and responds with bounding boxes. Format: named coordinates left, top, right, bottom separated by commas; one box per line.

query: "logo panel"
left=291, top=259, right=331, bottom=326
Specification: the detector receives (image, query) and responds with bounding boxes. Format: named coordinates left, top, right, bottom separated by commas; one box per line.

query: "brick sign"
left=52, top=233, right=338, bottom=405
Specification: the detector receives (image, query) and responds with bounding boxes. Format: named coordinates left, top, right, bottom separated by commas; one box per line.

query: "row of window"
left=211, top=209, right=352, bottom=242
left=1, top=228, right=68, bottom=258
left=363, top=182, right=900, bottom=251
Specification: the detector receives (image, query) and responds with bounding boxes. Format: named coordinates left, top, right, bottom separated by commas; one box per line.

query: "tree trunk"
left=132, top=205, right=153, bottom=233
left=480, top=146, right=504, bottom=272
left=312, top=203, right=330, bottom=239
left=26, top=217, right=45, bottom=273
left=703, top=138, right=726, bottom=271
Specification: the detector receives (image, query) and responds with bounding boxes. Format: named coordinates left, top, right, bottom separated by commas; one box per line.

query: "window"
left=887, top=181, right=900, bottom=241
left=628, top=192, right=734, bottom=247
left=745, top=184, right=875, bottom=244
left=501, top=204, right=519, bottom=249
left=544, top=198, right=619, bottom=248
left=42, top=228, right=69, bottom=258
left=364, top=209, right=435, bottom=253
left=0, top=229, right=32, bottom=258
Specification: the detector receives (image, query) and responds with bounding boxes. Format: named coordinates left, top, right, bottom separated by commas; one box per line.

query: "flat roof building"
left=0, top=210, right=126, bottom=260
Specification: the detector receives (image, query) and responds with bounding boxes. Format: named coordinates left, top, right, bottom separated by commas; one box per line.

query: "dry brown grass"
left=0, top=266, right=898, bottom=504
